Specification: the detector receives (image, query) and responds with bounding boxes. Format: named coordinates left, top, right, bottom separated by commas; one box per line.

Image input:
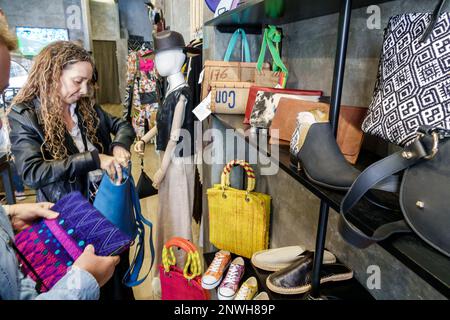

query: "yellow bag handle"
left=220, top=160, right=256, bottom=192
left=162, top=237, right=202, bottom=280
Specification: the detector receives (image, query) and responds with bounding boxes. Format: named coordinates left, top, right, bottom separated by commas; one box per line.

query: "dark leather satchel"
left=339, top=127, right=450, bottom=257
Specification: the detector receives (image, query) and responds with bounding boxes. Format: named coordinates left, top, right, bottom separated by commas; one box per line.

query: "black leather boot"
left=295, top=122, right=362, bottom=191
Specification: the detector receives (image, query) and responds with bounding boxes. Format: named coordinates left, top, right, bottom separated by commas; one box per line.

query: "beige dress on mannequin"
left=153, top=85, right=195, bottom=275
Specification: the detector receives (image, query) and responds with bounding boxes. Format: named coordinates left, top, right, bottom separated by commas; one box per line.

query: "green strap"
left=257, top=26, right=288, bottom=87
left=224, top=28, right=251, bottom=62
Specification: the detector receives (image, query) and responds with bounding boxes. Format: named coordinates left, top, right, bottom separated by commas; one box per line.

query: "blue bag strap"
left=122, top=174, right=155, bottom=287
left=224, top=28, right=251, bottom=62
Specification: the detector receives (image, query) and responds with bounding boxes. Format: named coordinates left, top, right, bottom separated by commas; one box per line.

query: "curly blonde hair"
left=0, top=13, right=17, bottom=51
left=13, top=41, right=102, bottom=160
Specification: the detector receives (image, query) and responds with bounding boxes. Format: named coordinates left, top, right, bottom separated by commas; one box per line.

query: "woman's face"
left=59, top=61, right=93, bottom=105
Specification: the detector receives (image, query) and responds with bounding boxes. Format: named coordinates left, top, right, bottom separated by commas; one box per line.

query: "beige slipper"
left=251, top=246, right=336, bottom=272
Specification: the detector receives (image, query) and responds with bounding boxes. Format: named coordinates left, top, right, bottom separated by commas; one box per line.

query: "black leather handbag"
left=339, top=127, right=450, bottom=257
left=136, top=159, right=158, bottom=199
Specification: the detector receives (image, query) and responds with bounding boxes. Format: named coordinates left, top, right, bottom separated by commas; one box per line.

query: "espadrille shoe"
left=266, top=251, right=353, bottom=295
left=251, top=246, right=336, bottom=272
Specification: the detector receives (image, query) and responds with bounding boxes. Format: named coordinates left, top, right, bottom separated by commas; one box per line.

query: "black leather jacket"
left=8, top=99, right=136, bottom=202
left=156, top=86, right=195, bottom=157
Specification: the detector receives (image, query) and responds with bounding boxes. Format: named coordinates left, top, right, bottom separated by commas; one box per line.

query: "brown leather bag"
left=269, top=98, right=367, bottom=164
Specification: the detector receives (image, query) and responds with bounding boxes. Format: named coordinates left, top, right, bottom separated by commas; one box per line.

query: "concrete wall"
left=1, top=0, right=129, bottom=104
left=90, top=0, right=120, bottom=41
left=201, top=0, right=447, bottom=300
left=0, top=0, right=86, bottom=44
left=89, top=0, right=127, bottom=103
left=164, top=0, right=191, bottom=43
left=118, top=0, right=153, bottom=42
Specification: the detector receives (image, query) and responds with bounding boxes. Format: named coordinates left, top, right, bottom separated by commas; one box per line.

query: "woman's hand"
left=6, top=202, right=58, bottom=232
left=73, top=244, right=120, bottom=287
left=99, top=154, right=122, bottom=183
left=134, top=140, right=145, bottom=156
left=112, top=146, right=131, bottom=167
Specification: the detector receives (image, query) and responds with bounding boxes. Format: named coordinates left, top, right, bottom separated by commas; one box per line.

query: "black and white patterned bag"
left=362, top=0, right=450, bottom=146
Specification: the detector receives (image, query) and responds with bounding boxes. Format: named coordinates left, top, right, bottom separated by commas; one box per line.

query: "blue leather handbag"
left=93, top=166, right=155, bottom=287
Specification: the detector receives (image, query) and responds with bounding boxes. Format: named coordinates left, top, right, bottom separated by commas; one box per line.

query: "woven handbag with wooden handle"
left=207, top=160, right=271, bottom=258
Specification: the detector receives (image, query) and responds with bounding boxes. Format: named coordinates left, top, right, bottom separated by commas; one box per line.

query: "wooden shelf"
left=211, top=113, right=450, bottom=298
left=205, top=0, right=394, bottom=31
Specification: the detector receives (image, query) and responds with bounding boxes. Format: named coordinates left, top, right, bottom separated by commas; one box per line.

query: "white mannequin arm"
left=134, top=124, right=158, bottom=155
left=153, top=94, right=187, bottom=186
left=140, top=126, right=158, bottom=144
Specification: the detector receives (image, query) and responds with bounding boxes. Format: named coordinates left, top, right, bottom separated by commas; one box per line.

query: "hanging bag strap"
left=125, top=53, right=140, bottom=123
left=338, top=128, right=445, bottom=248
left=419, top=0, right=448, bottom=43
left=224, top=28, right=251, bottom=62
left=256, top=25, right=288, bottom=88
left=122, top=172, right=155, bottom=287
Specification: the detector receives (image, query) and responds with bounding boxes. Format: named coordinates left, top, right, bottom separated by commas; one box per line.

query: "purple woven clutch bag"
left=14, top=192, right=133, bottom=292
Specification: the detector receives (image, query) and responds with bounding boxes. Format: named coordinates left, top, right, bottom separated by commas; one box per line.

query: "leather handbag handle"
left=220, top=160, right=256, bottom=192
left=122, top=172, right=155, bottom=287
left=162, top=237, right=202, bottom=280
left=419, top=0, right=448, bottom=43
left=338, top=129, right=446, bottom=248
left=224, top=28, right=251, bottom=62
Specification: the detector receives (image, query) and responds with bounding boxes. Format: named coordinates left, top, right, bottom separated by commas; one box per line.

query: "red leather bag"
left=243, top=86, right=323, bottom=124
left=160, top=237, right=210, bottom=300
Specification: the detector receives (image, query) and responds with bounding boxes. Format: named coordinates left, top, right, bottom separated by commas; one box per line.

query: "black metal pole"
left=310, top=201, right=330, bottom=298
left=329, top=0, right=352, bottom=135
left=309, top=0, right=352, bottom=299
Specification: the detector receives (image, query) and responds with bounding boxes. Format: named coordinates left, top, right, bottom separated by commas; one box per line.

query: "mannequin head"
left=155, top=48, right=185, bottom=77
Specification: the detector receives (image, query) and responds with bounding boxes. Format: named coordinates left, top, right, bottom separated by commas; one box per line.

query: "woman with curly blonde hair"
left=8, top=41, right=135, bottom=202
left=8, top=41, right=136, bottom=300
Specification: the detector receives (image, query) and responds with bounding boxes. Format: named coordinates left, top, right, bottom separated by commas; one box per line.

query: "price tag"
left=192, top=92, right=212, bottom=122
left=198, top=68, right=205, bottom=84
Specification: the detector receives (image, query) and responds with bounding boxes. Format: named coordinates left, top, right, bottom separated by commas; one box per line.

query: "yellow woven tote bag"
left=207, top=160, right=271, bottom=258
